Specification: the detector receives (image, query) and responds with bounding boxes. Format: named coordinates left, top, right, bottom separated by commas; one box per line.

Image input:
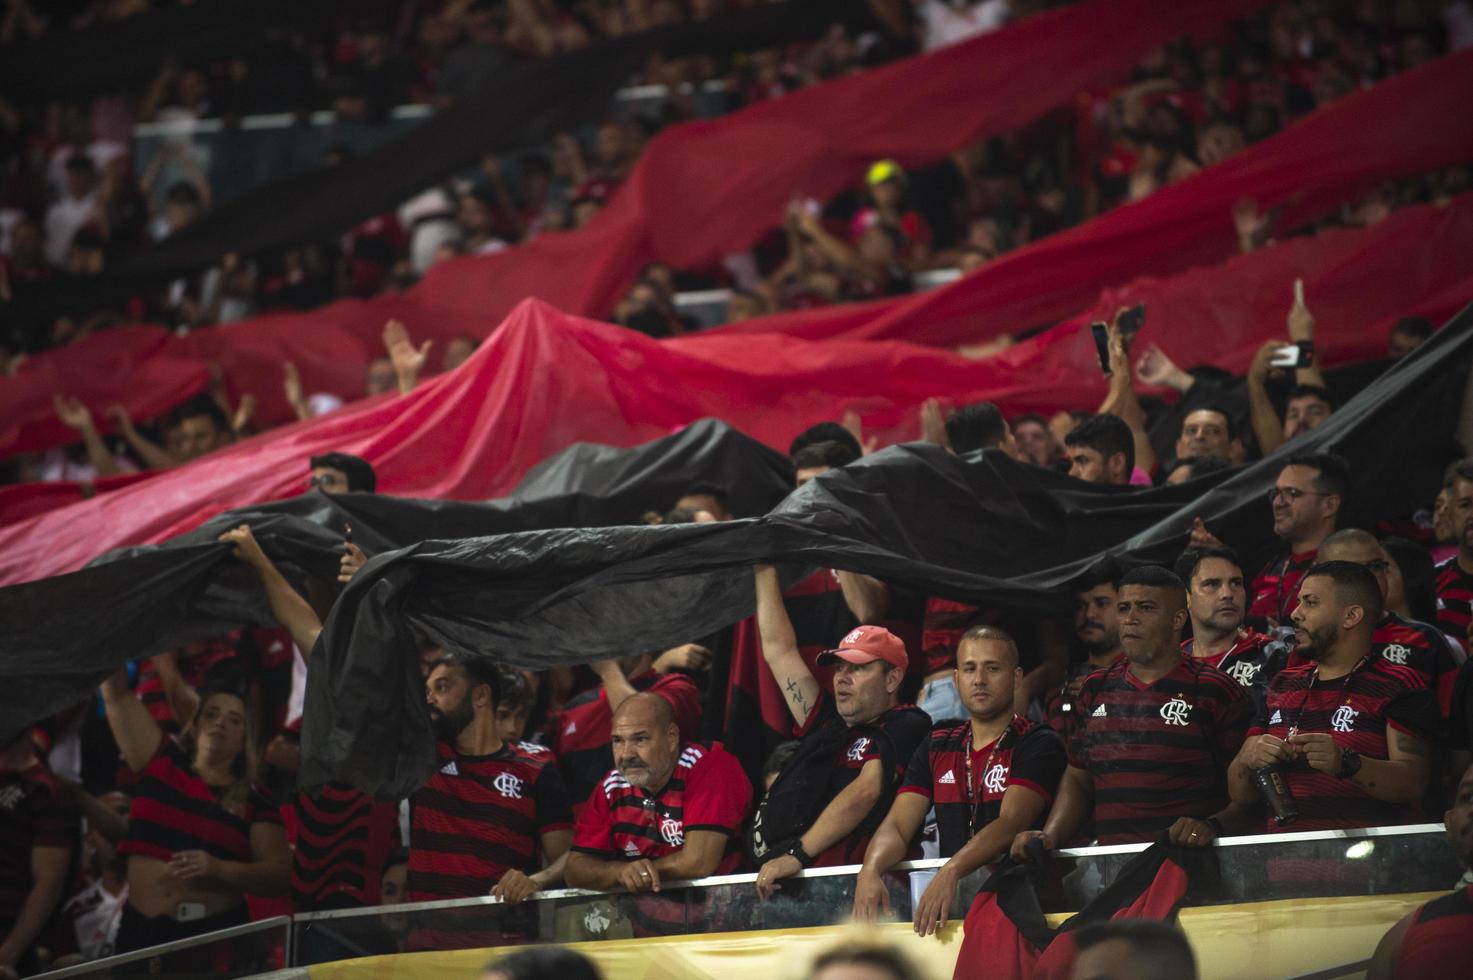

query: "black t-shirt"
left=793, top=692, right=931, bottom=865
left=900, top=717, right=1066, bottom=858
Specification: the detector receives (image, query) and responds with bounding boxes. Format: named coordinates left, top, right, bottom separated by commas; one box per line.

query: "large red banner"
left=1, top=0, right=1271, bottom=459
left=1, top=194, right=1470, bottom=585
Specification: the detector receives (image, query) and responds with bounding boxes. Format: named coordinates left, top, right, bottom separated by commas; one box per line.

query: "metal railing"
left=36, top=915, right=290, bottom=978
left=35, top=825, right=1458, bottom=975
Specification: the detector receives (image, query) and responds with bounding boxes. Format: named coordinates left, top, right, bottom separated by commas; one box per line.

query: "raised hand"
left=382, top=319, right=432, bottom=392
left=53, top=394, right=95, bottom=431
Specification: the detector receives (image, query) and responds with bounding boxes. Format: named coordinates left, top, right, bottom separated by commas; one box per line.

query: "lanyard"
left=1284, top=655, right=1371, bottom=739
left=963, top=716, right=1015, bottom=836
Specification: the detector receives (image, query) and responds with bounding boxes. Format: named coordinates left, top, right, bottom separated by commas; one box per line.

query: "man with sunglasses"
left=1247, top=453, right=1349, bottom=628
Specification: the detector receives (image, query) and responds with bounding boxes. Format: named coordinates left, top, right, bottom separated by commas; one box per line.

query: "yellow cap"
left=866, top=159, right=905, bottom=186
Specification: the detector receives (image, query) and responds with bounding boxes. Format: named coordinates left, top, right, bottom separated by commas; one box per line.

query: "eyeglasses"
left=1268, top=486, right=1330, bottom=503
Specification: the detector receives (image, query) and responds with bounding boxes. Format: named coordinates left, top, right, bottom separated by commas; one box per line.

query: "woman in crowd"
left=99, top=669, right=289, bottom=954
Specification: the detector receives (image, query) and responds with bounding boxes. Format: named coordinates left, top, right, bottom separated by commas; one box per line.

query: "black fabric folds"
left=0, top=419, right=792, bottom=744
left=297, top=307, right=1473, bottom=797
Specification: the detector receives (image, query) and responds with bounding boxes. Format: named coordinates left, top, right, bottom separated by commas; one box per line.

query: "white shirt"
left=43, top=191, right=99, bottom=267
left=918, top=0, right=1009, bottom=51
left=63, top=880, right=127, bottom=961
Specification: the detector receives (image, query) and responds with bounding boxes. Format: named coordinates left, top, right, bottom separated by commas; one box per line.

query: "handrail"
left=34, top=915, right=291, bottom=978
left=292, top=822, right=1448, bottom=923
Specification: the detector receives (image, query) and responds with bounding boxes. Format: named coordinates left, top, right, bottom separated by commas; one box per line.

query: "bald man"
left=1012, top=566, right=1253, bottom=852
left=565, top=694, right=752, bottom=893
left=1318, top=529, right=1458, bottom=719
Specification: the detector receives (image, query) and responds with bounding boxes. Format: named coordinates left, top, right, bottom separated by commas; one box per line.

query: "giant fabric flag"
left=0, top=0, right=1274, bottom=458
left=3, top=196, right=1472, bottom=581
left=2, top=306, right=1468, bottom=789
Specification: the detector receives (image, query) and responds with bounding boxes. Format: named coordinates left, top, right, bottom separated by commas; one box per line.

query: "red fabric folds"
left=720, top=46, right=1473, bottom=347
left=2, top=195, right=1470, bottom=582
left=0, top=0, right=1267, bottom=460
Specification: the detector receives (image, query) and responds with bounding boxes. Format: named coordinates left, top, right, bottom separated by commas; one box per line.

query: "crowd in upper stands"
left=6, top=1, right=1473, bottom=977
left=3, top=0, right=1470, bottom=370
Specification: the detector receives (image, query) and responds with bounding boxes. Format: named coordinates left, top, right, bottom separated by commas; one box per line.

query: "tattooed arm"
left=1288, top=725, right=1430, bottom=804
left=754, top=564, right=822, bottom=727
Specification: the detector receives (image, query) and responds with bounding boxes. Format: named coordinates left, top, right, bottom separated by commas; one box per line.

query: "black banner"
left=294, top=308, right=1472, bottom=797
left=0, top=418, right=792, bottom=744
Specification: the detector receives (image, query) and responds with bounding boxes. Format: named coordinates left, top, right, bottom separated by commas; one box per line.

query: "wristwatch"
left=786, top=840, right=815, bottom=868
left=1336, top=747, right=1362, bottom=780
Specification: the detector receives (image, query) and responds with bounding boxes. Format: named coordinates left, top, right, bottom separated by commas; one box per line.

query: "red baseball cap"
left=817, top=626, right=908, bottom=672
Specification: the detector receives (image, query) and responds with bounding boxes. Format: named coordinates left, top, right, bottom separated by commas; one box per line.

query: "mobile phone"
left=1116, top=303, right=1146, bottom=337
left=1090, top=322, right=1112, bottom=375
left=1270, top=341, right=1314, bottom=369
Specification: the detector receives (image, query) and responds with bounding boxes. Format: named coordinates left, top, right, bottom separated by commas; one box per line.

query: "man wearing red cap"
left=751, top=565, right=930, bottom=900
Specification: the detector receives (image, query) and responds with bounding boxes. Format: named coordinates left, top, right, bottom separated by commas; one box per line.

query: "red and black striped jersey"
left=408, top=739, right=572, bottom=902
left=1183, top=629, right=1277, bottom=688
left=552, top=672, right=701, bottom=814
left=1435, top=556, right=1473, bottom=640
left=1250, top=656, right=1439, bottom=832
left=898, top=717, right=1065, bottom=857
left=1285, top=614, right=1458, bottom=720
left=1394, top=886, right=1473, bottom=978
left=117, top=738, right=281, bottom=864
left=793, top=693, right=931, bottom=866
left=1249, top=548, right=1318, bottom=624
left=291, top=782, right=401, bottom=911
left=0, top=761, right=79, bottom=929
left=921, top=598, right=997, bottom=677
left=1070, top=658, right=1251, bottom=844
left=572, top=741, right=751, bottom=874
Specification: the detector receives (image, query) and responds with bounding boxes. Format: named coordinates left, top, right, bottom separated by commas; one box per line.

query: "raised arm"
left=1246, top=340, right=1290, bottom=457
left=753, top=564, right=821, bottom=727
left=218, top=525, right=323, bottom=655
left=105, top=404, right=178, bottom=470
left=148, top=651, right=200, bottom=729
left=100, top=667, right=163, bottom=773
left=1096, top=315, right=1156, bottom=476
left=837, top=571, right=890, bottom=624
left=1286, top=280, right=1328, bottom=389
left=53, top=396, right=121, bottom=478
left=590, top=659, right=638, bottom=714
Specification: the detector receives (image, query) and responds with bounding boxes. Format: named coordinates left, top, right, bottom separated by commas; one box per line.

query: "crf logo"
left=842, top=628, right=865, bottom=646
left=1381, top=644, right=1410, bottom=665
left=983, top=763, right=1008, bottom=794
left=1159, top=698, right=1191, bottom=726
left=1226, top=660, right=1261, bottom=685
left=0, top=786, right=22, bottom=811
left=493, top=773, right=523, bottom=799
left=659, top=817, right=684, bottom=846
left=847, top=737, right=871, bottom=762
left=1331, top=706, right=1358, bottom=733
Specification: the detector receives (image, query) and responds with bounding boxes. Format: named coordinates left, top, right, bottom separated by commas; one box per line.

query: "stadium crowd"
left=5, top=296, right=1473, bottom=974
left=5, top=2, right=1473, bottom=978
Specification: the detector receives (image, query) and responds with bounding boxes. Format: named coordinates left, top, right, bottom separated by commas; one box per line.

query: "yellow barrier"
left=307, top=891, right=1442, bottom=980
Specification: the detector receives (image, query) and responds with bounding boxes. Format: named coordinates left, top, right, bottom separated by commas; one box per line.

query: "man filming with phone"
left=1248, top=280, right=1334, bottom=456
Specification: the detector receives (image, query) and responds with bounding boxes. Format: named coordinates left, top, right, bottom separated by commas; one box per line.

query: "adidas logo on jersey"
left=563, top=721, right=577, bottom=736
left=440, top=761, right=458, bottom=776
left=938, top=770, right=956, bottom=785
left=1269, top=709, right=1283, bottom=725
left=623, top=841, right=641, bottom=856
left=1091, top=704, right=1107, bottom=718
